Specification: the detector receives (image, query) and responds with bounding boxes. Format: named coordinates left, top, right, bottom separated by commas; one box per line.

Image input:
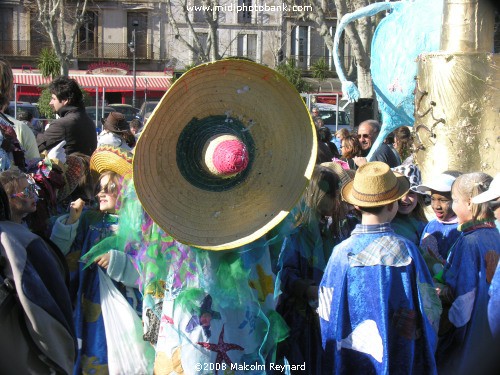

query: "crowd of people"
left=0, top=56, right=499, bottom=375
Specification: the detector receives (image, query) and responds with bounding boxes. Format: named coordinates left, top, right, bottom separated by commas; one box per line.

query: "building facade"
left=0, top=0, right=339, bottom=72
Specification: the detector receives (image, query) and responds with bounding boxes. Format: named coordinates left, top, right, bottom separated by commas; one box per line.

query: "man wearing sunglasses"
left=353, top=119, right=399, bottom=168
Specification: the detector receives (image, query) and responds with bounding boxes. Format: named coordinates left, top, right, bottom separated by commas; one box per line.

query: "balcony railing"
left=287, top=54, right=350, bottom=71
left=0, top=40, right=155, bottom=60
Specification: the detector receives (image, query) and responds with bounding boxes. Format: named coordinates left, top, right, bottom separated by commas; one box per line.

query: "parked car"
left=7, top=101, right=43, bottom=129
left=85, top=106, right=115, bottom=132
left=314, top=103, right=351, bottom=134
left=108, top=104, right=140, bottom=122
left=138, top=101, right=160, bottom=124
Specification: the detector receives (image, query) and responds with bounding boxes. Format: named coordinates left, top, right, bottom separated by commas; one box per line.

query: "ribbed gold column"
left=414, top=0, right=499, bottom=177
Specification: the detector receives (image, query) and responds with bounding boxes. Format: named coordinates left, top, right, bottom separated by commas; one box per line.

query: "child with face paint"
left=416, top=173, right=462, bottom=275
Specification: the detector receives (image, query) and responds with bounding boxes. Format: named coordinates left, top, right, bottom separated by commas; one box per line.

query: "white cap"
left=416, top=173, right=456, bottom=193
left=471, top=174, right=500, bottom=204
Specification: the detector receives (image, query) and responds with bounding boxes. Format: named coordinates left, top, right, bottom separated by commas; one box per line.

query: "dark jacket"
left=0, top=221, right=76, bottom=374
left=364, top=142, right=400, bottom=168
left=38, top=105, right=97, bottom=156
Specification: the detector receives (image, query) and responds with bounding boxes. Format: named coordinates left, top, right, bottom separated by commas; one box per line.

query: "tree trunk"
left=60, top=59, right=69, bottom=77
left=34, top=0, right=89, bottom=78
left=356, top=64, right=373, bottom=98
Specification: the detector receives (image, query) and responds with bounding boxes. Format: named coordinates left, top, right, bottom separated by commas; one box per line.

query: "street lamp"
left=128, top=20, right=139, bottom=108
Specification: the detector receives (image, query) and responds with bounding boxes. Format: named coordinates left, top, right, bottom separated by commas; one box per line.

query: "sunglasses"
left=95, top=181, right=117, bottom=196
left=358, top=134, right=371, bottom=139
left=10, top=175, right=39, bottom=199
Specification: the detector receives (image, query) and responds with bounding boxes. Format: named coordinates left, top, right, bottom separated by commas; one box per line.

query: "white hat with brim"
left=471, top=174, right=500, bottom=204
left=416, top=173, right=456, bottom=193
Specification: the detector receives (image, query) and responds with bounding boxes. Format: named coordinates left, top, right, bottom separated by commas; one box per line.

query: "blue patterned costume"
left=319, top=223, right=441, bottom=374
left=275, top=216, right=354, bottom=374
left=489, top=262, right=500, bottom=338
left=51, top=210, right=141, bottom=374
left=420, top=219, right=460, bottom=262
left=437, top=223, right=500, bottom=372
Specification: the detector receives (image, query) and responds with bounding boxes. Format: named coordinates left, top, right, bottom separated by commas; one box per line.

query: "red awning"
left=13, top=72, right=171, bottom=93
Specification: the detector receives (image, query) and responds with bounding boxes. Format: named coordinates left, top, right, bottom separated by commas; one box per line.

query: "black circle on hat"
left=176, top=115, right=255, bottom=192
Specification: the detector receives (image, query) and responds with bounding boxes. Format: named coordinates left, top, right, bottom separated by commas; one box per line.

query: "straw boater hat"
left=90, top=145, right=133, bottom=178
left=133, top=59, right=317, bottom=250
left=342, top=161, right=410, bottom=207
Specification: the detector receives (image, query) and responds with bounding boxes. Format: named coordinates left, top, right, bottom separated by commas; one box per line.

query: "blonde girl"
left=436, top=172, right=500, bottom=372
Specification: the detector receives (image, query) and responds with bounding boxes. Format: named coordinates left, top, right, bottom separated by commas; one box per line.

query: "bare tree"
left=31, top=0, right=89, bottom=77
left=165, top=0, right=221, bottom=63
left=333, top=0, right=377, bottom=98
left=285, top=0, right=378, bottom=98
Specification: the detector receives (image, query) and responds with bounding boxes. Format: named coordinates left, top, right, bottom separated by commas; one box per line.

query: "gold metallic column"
left=414, top=0, right=499, bottom=176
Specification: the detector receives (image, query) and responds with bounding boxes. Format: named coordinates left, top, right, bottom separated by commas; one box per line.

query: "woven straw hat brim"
left=133, top=59, right=317, bottom=250
left=90, top=146, right=133, bottom=178
left=341, top=165, right=410, bottom=207
left=321, top=162, right=354, bottom=187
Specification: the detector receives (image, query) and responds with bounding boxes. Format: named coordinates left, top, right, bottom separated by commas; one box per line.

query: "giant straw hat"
left=342, top=161, right=410, bottom=207
left=133, top=59, right=317, bottom=250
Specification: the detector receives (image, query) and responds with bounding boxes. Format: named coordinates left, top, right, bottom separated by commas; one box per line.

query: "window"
left=78, top=11, right=98, bottom=57
left=237, top=34, right=257, bottom=61
left=128, top=13, right=148, bottom=58
left=193, top=32, right=208, bottom=63
left=193, top=0, right=205, bottom=23
left=290, top=26, right=309, bottom=67
left=238, top=0, right=252, bottom=23
left=30, top=11, right=51, bottom=56
left=0, top=7, right=13, bottom=55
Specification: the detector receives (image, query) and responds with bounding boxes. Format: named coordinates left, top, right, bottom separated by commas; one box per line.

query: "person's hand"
left=47, top=140, right=67, bottom=164
left=95, top=252, right=111, bottom=269
left=353, top=156, right=367, bottom=167
left=66, top=198, right=85, bottom=225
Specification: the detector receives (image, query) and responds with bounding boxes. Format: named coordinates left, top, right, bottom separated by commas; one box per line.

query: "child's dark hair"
left=296, top=165, right=345, bottom=237
left=16, top=110, right=33, bottom=122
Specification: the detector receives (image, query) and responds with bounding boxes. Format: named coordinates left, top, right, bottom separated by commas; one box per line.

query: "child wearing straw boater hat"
left=318, top=161, right=441, bottom=374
